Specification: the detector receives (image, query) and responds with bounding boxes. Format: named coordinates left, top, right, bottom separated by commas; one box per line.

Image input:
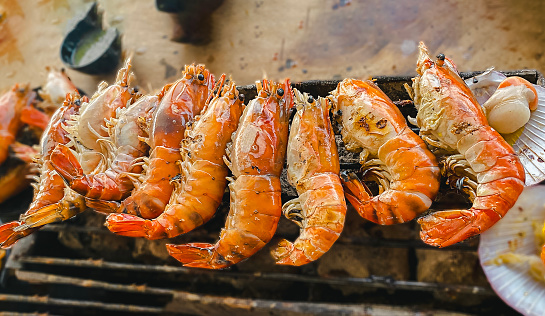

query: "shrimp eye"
left=197, top=73, right=205, bottom=81
left=436, top=53, right=445, bottom=61
left=276, top=88, right=284, bottom=97
left=307, top=96, right=314, bottom=104
left=238, top=94, right=245, bottom=101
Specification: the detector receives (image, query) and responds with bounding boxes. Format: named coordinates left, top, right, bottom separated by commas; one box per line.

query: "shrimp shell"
left=271, top=89, right=346, bottom=266
left=409, top=42, right=525, bottom=247
left=0, top=93, right=87, bottom=248
left=105, top=76, right=244, bottom=239
left=116, top=64, right=215, bottom=219
left=330, top=79, right=440, bottom=225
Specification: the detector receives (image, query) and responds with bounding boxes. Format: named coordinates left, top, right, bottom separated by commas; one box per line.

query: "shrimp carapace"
left=271, top=89, right=346, bottom=266
left=330, top=78, right=440, bottom=225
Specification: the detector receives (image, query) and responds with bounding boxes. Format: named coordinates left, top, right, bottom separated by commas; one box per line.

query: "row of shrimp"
left=0, top=41, right=530, bottom=268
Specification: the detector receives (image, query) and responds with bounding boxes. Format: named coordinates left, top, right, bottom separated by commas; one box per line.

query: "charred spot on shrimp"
left=451, top=122, right=477, bottom=135
left=357, top=116, right=370, bottom=132
left=375, top=119, right=387, bottom=129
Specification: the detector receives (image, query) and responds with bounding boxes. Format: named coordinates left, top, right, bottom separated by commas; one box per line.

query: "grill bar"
left=0, top=293, right=163, bottom=313
left=18, top=256, right=495, bottom=296
left=12, top=270, right=472, bottom=316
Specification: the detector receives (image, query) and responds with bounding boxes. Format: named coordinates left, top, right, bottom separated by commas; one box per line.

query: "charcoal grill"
left=1, top=70, right=541, bottom=316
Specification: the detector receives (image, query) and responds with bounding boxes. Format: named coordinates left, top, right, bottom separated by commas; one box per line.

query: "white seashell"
left=465, top=68, right=507, bottom=105
left=479, top=185, right=545, bottom=316
left=466, top=71, right=545, bottom=185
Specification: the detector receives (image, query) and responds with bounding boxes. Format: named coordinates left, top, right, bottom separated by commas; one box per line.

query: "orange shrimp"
left=0, top=84, right=48, bottom=165
left=330, top=78, right=440, bottom=225
left=271, top=89, right=346, bottom=266
left=49, top=94, right=159, bottom=202
left=105, top=76, right=244, bottom=239
left=407, top=42, right=526, bottom=247
left=115, top=64, right=215, bottom=219
left=167, top=78, right=293, bottom=269
left=0, top=93, right=87, bottom=248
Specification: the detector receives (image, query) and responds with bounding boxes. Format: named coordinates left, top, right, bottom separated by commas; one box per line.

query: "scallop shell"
left=479, top=185, right=545, bottom=316
left=466, top=70, right=545, bottom=185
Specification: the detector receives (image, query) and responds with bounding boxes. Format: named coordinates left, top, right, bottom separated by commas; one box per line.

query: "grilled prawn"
left=0, top=93, right=87, bottom=248
left=167, top=79, right=293, bottom=269
left=63, top=58, right=138, bottom=175
left=330, top=79, right=440, bottom=225
left=50, top=94, right=158, bottom=203
left=408, top=42, right=525, bottom=247
left=271, top=89, right=346, bottom=266
left=115, top=64, right=215, bottom=219
left=105, top=76, right=244, bottom=239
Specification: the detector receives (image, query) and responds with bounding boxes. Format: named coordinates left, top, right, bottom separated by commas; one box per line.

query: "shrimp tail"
left=20, top=105, right=50, bottom=130
left=166, top=243, right=229, bottom=269
left=84, top=198, right=121, bottom=214
left=17, top=197, right=87, bottom=229
left=104, top=213, right=160, bottom=238
left=49, top=144, right=84, bottom=184
left=0, top=222, right=40, bottom=249
left=340, top=171, right=374, bottom=220
left=418, top=208, right=501, bottom=247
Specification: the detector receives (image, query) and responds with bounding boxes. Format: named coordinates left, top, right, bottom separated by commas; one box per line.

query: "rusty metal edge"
left=14, top=270, right=472, bottom=316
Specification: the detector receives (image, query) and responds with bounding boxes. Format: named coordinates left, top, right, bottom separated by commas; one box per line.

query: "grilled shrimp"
left=50, top=95, right=158, bottom=202
left=407, top=42, right=525, bottom=247
left=105, top=76, right=244, bottom=239
left=115, top=64, right=215, bottom=219
left=0, top=93, right=87, bottom=248
left=271, top=89, right=346, bottom=266
left=64, top=58, right=138, bottom=174
left=0, top=84, right=49, bottom=165
left=167, top=79, right=293, bottom=269
left=330, top=79, right=440, bottom=225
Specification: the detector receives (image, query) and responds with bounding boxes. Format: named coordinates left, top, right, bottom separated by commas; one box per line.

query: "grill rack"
left=1, top=70, right=541, bottom=316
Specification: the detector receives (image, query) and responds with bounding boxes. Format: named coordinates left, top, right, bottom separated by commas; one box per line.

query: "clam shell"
left=479, top=185, right=545, bottom=316
left=466, top=70, right=545, bottom=185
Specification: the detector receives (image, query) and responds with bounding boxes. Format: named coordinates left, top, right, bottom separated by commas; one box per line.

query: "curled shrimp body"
left=50, top=95, right=159, bottom=202
left=330, top=79, right=440, bottom=225
left=105, top=76, right=244, bottom=239
left=117, top=64, right=215, bottom=219
left=64, top=58, right=138, bottom=175
left=167, top=79, right=293, bottom=269
left=271, top=89, right=346, bottom=266
left=408, top=42, right=525, bottom=247
left=0, top=94, right=87, bottom=248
